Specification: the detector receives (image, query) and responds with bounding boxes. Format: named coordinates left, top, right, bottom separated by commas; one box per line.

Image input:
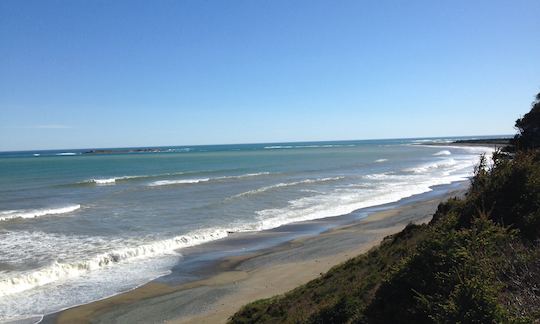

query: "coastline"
left=419, top=139, right=510, bottom=149
left=43, top=181, right=469, bottom=324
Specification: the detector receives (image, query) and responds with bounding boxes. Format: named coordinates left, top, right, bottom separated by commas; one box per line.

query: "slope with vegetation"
left=230, top=92, right=540, bottom=323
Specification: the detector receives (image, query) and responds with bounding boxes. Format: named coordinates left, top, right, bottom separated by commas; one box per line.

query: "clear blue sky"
left=1, top=0, right=539, bottom=151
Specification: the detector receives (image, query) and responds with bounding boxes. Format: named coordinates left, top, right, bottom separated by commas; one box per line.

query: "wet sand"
left=43, top=182, right=468, bottom=324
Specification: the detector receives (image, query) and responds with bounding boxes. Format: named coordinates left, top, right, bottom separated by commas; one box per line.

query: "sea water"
left=0, top=137, right=498, bottom=321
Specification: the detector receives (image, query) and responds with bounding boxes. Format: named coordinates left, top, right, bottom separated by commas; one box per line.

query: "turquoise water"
left=0, top=137, right=497, bottom=321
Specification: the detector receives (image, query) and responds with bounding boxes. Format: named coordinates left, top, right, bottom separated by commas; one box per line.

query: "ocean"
left=0, top=137, right=497, bottom=321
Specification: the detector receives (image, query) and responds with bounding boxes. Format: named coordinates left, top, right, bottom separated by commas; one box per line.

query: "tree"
left=513, top=92, right=540, bottom=150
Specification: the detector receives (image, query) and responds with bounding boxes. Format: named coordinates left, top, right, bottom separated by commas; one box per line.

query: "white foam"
left=148, top=178, right=211, bottom=186
left=252, top=150, right=492, bottom=231
left=229, top=177, right=344, bottom=199
left=147, top=172, right=270, bottom=187
left=80, top=172, right=191, bottom=186
left=92, top=178, right=117, bottom=185
left=411, top=139, right=454, bottom=144
left=218, top=172, right=270, bottom=179
left=0, top=228, right=228, bottom=297
left=433, top=150, right=452, bottom=156
left=404, top=158, right=457, bottom=174
left=264, top=144, right=355, bottom=149
left=363, top=173, right=391, bottom=180
left=87, top=175, right=144, bottom=185
left=55, top=153, right=77, bottom=156
left=417, top=144, right=496, bottom=155
left=254, top=173, right=469, bottom=231
left=374, top=158, right=388, bottom=163
left=264, top=145, right=294, bottom=149
left=0, top=205, right=81, bottom=221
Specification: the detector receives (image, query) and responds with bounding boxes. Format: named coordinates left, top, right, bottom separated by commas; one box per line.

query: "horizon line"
left=0, top=134, right=513, bottom=153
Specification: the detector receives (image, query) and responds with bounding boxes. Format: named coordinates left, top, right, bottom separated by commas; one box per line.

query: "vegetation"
left=230, top=92, right=540, bottom=323
left=513, top=92, right=540, bottom=150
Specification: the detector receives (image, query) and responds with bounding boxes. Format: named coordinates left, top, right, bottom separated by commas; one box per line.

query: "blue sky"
left=1, top=0, right=539, bottom=151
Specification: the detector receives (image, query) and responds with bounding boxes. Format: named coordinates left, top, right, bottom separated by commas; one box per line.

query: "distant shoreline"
left=420, top=138, right=511, bottom=148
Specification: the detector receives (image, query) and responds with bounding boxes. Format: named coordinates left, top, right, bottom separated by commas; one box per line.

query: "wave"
left=404, top=158, right=457, bottom=174
left=363, top=173, right=392, bottom=180
left=87, top=175, right=146, bottom=185
left=0, top=228, right=228, bottom=297
left=254, top=170, right=474, bottom=232
left=411, top=139, right=454, bottom=144
left=92, top=178, right=118, bottom=185
left=147, top=172, right=270, bottom=187
left=229, top=176, right=345, bottom=199
left=374, top=159, right=388, bottom=163
left=219, top=172, right=270, bottom=179
left=76, top=171, right=269, bottom=187
left=416, top=144, right=496, bottom=155
left=433, top=150, right=452, bottom=156
left=264, top=144, right=355, bottom=150
left=76, top=171, right=196, bottom=186
left=148, top=178, right=211, bottom=186
left=56, top=153, right=78, bottom=156
left=264, top=145, right=293, bottom=149
left=0, top=205, right=81, bottom=221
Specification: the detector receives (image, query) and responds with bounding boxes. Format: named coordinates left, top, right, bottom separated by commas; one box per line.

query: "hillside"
left=229, top=93, right=540, bottom=323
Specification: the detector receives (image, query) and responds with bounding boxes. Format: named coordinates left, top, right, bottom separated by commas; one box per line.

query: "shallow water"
left=0, top=137, right=496, bottom=321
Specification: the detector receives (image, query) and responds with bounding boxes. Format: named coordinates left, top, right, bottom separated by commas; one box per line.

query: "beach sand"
left=44, top=184, right=466, bottom=324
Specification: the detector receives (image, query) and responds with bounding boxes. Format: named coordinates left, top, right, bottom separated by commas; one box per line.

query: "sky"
left=1, top=0, right=539, bottom=151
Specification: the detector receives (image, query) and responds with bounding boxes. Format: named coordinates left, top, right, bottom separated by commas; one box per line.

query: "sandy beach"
left=42, top=182, right=467, bottom=324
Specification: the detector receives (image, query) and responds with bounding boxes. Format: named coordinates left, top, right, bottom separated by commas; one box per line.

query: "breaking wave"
left=80, top=172, right=189, bottom=185
left=228, top=176, right=345, bottom=199
left=264, top=144, right=355, bottom=149
left=148, top=178, right=211, bottom=186
left=433, top=150, right=452, bottom=156
left=0, top=229, right=228, bottom=297
left=0, top=205, right=81, bottom=222
left=404, top=158, right=458, bottom=174
left=147, top=172, right=270, bottom=187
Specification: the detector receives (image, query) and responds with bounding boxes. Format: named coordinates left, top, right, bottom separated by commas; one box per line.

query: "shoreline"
left=42, top=181, right=469, bottom=324
left=419, top=139, right=510, bottom=149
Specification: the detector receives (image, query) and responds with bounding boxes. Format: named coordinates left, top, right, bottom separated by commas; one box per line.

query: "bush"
left=513, top=92, right=540, bottom=150
left=364, top=215, right=511, bottom=323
